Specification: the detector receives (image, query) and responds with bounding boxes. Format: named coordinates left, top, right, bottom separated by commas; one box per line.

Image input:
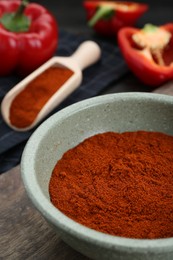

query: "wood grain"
left=153, top=80, right=173, bottom=95
left=0, top=166, right=89, bottom=260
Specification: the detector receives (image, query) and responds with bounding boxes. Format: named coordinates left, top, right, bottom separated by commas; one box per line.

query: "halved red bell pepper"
left=118, top=23, right=173, bottom=86
left=0, top=0, right=58, bottom=76
left=83, top=1, right=148, bottom=37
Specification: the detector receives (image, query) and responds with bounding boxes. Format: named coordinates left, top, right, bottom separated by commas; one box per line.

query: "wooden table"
left=0, top=166, right=89, bottom=259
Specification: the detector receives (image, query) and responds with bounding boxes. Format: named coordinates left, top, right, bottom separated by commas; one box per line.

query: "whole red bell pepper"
left=0, top=0, right=58, bottom=76
left=118, top=23, right=173, bottom=86
left=83, top=1, right=148, bottom=37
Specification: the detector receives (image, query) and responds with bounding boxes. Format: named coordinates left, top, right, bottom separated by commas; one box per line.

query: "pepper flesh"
left=83, top=1, right=148, bottom=37
left=0, top=0, right=58, bottom=76
left=118, top=23, right=173, bottom=86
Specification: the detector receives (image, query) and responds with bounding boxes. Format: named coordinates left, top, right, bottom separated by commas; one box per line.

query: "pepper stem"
left=14, top=0, right=29, bottom=19
left=0, top=0, right=31, bottom=32
left=88, top=5, right=114, bottom=27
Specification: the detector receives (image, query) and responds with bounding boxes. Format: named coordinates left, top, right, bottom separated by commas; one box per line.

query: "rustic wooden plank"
left=153, top=80, right=173, bottom=95
left=0, top=166, right=89, bottom=260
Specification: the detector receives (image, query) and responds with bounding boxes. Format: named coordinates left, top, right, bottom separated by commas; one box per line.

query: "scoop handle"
left=70, top=41, right=101, bottom=70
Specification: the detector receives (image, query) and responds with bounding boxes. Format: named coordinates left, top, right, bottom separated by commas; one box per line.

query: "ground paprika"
left=9, top=66, right=74, bottom=128
left=49, top=130, right=173, bottom=239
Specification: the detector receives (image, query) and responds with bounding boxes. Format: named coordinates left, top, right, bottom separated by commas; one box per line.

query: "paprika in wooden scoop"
left=1, top=41, right=101, bottom=131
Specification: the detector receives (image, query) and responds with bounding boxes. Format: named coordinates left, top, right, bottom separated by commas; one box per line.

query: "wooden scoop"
left=1, top=41, right=101, bottom=132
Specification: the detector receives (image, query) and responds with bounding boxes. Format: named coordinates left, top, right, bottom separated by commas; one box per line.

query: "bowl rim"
left=21, top=92, right=173, bottom=251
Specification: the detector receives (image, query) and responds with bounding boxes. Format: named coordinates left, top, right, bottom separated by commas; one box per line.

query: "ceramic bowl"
left=21, top=92, right=173, bottom=260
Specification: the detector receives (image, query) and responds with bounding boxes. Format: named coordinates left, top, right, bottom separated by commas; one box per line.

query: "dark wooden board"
left=0, top=166, right=89, bottom=260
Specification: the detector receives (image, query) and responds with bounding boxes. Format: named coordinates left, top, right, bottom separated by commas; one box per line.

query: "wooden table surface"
left=0, top=166, right=89, bottom=260
left=1, top=82, right=173, bottom=259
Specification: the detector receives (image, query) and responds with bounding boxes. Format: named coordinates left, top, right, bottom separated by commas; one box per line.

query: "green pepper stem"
left=142, top=24, right=158, bottom=33
left=14, top=0, right=29, bottom=19
left=0, top=0, right=31, bottom=32
left=88, top=5, right=114, bottom=27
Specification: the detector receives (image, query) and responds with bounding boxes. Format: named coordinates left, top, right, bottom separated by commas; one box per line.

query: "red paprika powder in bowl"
left=21, top=92, right=173, bottom=260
